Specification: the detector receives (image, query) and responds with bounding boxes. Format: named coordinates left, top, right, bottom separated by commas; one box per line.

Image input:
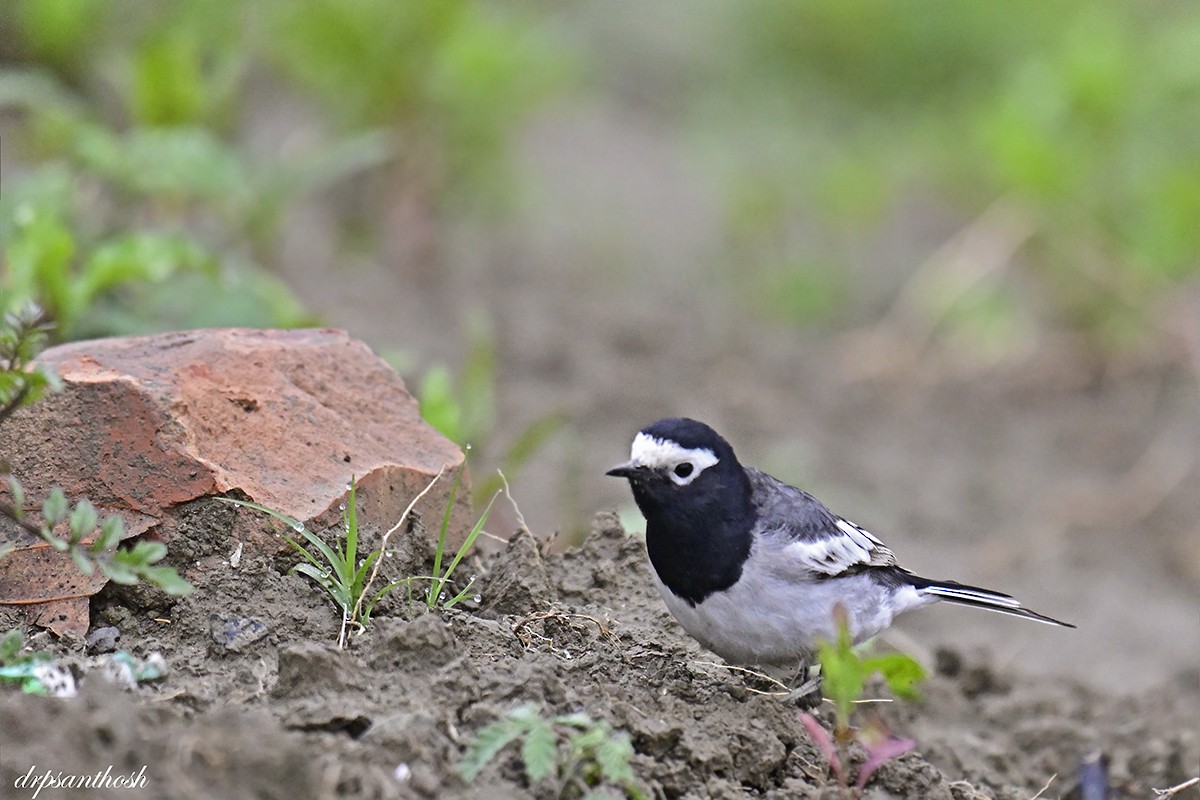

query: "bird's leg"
left=786, top=660, right=823, bottom=709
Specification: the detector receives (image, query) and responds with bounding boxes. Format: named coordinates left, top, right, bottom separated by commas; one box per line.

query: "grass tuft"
left=220, top=465, right=495, bottom=648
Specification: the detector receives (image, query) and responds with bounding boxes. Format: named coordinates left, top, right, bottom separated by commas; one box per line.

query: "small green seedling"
left=3, top=484, right=192, bottom=594
left=458, top=703, right=647, bottom=800
left=0, top=628, right=59, bottom=694
left=800, top=603, right=925, bottom=793
left=221, top=469, right=496, bottom=648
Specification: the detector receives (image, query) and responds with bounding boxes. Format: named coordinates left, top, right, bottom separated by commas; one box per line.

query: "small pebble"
left=210, top=616, right=269, bottom=651
left=85, top=626, right=121, bottom=655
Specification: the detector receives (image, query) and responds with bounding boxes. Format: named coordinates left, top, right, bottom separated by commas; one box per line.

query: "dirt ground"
left=0, top=499, right=1196, bottom=799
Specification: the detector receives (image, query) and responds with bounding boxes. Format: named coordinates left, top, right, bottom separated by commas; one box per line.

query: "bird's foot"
left=785, top=672, right=823, bottom=709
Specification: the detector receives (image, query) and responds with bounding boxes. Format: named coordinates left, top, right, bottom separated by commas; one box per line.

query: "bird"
left=607, top=417, right=1073, bottom=675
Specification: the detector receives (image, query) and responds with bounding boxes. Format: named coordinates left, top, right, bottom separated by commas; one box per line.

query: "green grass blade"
left=343, top=476, right=358, bottom=571
left=363, top=575, right=421, bottom=619
left=218, top=496, right=343, bottom=571
left=428, top=467, right=463, bottom=607
left=443, top=577, right=477, bottom=609
left=436, top=489, right=498, bottom=604
left=293, top=563, right=350, bottom=611
left=216, top=496, right=304, bottom=529
left=291, top=562, right=333, bottom=587
left=352, top=549, right=381, bottom=598
left=280, top=533, right=327, bottom=572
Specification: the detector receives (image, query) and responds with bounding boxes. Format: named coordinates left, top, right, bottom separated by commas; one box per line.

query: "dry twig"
left=512, top=609, right=614, bottom=656
left=1027, top=773, right=1056, bottom=800
left=345, top=466, right=446, bottom=646
left=1154, top=777, right=1199, bottom=798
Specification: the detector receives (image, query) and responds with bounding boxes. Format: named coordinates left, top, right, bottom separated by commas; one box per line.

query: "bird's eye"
left=673, top=462, right=694, bottom=479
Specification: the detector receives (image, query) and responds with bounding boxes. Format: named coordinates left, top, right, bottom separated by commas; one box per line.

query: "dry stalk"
left=1154, top=777, right=1200, bottom=798
left=1027, top=773, right=1056, bottom=800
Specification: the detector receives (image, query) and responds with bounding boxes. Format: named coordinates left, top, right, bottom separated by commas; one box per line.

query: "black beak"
left=606, top=462, right=649, bottom=479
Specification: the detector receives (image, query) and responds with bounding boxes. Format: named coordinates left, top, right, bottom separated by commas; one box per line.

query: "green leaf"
left=35, top=363, right=62, bottom=396
left=295, top=563, right=351, bottom=612
left=6, top=477, right=25, bottom=519
left=0, top=629, right=23, bottom=663
left=215, top=496, right=306, bottom=530
left=70, top=547, right=94, bottom=576
left=4, top=210, right=76, bottom=331
left=816, top=609, right=867, bottom=733
left=98, top=559, right=139, bottom=585
left=595, top=732, right=636, bottom=785
left=138, top=565, right=194, bottom=596
left=508, top=702, right=542, bottom=725
left=0, top=663, right=40, bottom=680
left=77, top=232, right=214, bottom=305
left=290, top=562, right=332, bottom=584
left=862, top=652, right=926, bottom=700
left=68, top=499, right=98, bottom=544
left=73, top=126, right=246, bottom=202
left=458, top=328, right=497, bottom=444
left=553, top=711, right=593, bottom=729
left=571, top=725, right=608, bottom=753
left=292, top=561, right=337, bottom=590
left=124, top=540, right=168, bottom=565
left=521, top=720, right=558, bottom=784
left=41, top=488, right=68, bottom=526
left=457, top=719, right=524, bottom=783
left=442, top=576, right=477, bottom=609
left=90, top=516, right=124, bottom=552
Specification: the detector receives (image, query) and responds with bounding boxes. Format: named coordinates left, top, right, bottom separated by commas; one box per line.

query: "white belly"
left=651, top=558, right=926, bottom=666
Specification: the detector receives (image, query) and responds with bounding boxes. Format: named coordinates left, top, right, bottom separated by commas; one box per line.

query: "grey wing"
left=746, top=469, right=897, bottom=577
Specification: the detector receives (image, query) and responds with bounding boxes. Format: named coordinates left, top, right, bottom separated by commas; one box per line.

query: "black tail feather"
left=903, top=574, right=1075, bottom=628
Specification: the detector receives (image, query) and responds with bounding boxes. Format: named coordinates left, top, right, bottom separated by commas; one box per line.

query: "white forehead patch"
left=630, top=432, right=720, bottom=485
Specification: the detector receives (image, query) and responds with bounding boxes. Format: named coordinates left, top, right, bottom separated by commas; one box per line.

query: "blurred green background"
left=1, top=0, right=1197, bottom=524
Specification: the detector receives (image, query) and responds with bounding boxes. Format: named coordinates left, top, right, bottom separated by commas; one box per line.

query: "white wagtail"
left=607, top=418, right=1073, bottom=674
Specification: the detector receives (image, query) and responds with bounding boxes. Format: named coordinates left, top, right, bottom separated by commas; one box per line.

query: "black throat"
left=635, top=473, right=756, bottom=607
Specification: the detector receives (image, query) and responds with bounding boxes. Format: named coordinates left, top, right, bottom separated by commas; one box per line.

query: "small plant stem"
left=0, top=385, right=31, bottom=427
left=0, top=498, right=45, bottom=538
left=1154, top=777, right=1199, bottom=798
left=688, top=660, right=791, bottom=695
left=350, top=467, right=445, bottom=627
left=496, top=470, right=527, bottom=532
left=1027, top=773, right=1056, bottom=800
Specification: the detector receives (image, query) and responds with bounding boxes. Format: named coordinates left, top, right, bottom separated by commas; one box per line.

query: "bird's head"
left=607, top=418, right=748, bottom=516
